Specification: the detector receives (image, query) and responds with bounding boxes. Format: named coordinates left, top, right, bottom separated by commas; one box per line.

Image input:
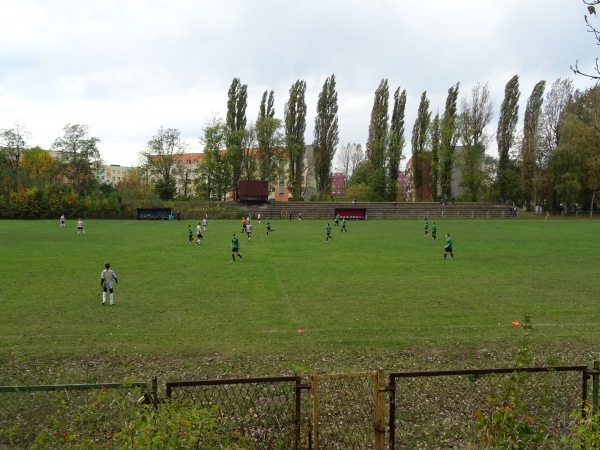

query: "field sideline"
left=1, top=218, right=599, bottom=381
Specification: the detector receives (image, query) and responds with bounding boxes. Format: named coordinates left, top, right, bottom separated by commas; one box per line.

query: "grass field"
left=1, top=217, right=599, bottom=383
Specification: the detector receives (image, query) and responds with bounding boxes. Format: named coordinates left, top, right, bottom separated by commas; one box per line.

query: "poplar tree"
left=430, top=113, right=441, bottom=200
left=386, top=87, right=406, bottom=201
left=284, top=80, right=307, bottom=200
left=521, top=80, right=546, bottom=210
left=226, top=78, right=248, bottom=197
left=439, top=83, right=460, bottom=201
left=256, top=90, right=283, bottom=184
left=411, top=91, right=431, bottom=201
left=366, top=79, right=389, bottom=199
left=458, top=82, right=494, bottom=201
left=313, top=74, right=339, bottom=199
left=496, top=75, right=520, bottom=202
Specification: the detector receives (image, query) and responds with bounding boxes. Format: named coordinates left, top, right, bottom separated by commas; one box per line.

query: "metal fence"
left=1, top=365, right=597, bottom=449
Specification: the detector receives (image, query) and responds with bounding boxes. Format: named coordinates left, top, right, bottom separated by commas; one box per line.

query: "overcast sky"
left=0, top=0, right=596, bottom=168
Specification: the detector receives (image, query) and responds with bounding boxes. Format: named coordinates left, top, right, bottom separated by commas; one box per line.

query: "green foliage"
left=313, top=74, right=339, bottom=198
left=521, top=80, right=546, bottom=210
left=411, top=91, right=431, bottom=201
left=284, top=80, right=307, bottom=200
left=563, top=403, right=600, bottom=449
left=497, top=75, right=521, bottom=202
left=439, top=83, right=460, bottom=200
left=31, top=387, right=249, bottom=449
left=386, top=88, right=406, bottom=201
left=474, top=317, right=552, bottom=449
left=366, top=78, right=389, bottom=176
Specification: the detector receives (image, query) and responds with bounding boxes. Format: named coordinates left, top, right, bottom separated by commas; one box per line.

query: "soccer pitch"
left=1, top=218, right=599, bottom=374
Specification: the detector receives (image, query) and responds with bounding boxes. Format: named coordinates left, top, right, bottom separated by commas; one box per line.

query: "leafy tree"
left=240, top=124, right=258, bottom=180
left=313, top=74, right=339, bottom=199
left=20, top=146, right=58, bottom=186
left=366, top=79, right=389, bottom=199
left=439, top=83, right=460, bottom=201
left=386, top=87, right=406, bottom=201
left=52, top=124, right=102, bottom=197
left=0, top=123, right=30, bottom=170
left=226, top=78, right=248, bottom=196
left=411, top=91, right=431, bottom=201
left=142, top=127, right=188, bottom=200
left=496, top=75, right=520, bottom=202
left=521, top=80, right=546, bottom=210
left=284, top=80, right=307, bottom=201
left=197, top=118, right=230, bottom=201
left=430, top=113, right=441, bottom=200
left=539, top=78, right=575, bottom=208
left=256, top=90, right=284, bottom=184
left=458, top=82, right=494, bottom=201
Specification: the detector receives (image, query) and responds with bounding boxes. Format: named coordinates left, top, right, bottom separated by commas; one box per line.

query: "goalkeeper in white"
left=101, top=262, right=118, bottom=305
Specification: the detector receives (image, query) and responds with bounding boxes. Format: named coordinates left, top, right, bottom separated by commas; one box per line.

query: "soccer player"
left=431, top=222, right=437, bottom=241
left=257, top=213, right=261, bottom=224
left=424, top=218, right=429, bottom=236
left=246, top=222, right=252, bottom=240
left=334, top=214, right=340, bottom=227
left=443, top=233, right=454, bottom=260
left=196, top=222, right=203, bottom=245
left=326, top=223, right=333, bottom=241
left=76, top=218, right=85, bottom=235
left=266, top=220, right=274, bottom=236
left=231, top=233, right=243, bottom=262
left=188, top=225, right=193, bottom=243
left=100, top=262, right=118, bottom=305
left=202, top=217, right=207, bottom=231
left=340, top=217, right=347, bottom=232
left=60, top=214, right=66, bottom=227
left=242, top=217, right=247, bottom=233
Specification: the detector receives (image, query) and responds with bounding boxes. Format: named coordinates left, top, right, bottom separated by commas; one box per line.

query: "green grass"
left=1, top=217, right=599, bottom=380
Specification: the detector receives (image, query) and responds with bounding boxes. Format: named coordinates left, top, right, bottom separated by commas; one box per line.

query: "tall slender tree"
left=53, top=124, right=102, bottom=197
left=521, top=80, right=546, bottom=210
left=386, top=87, right=406, bottom=201
left=226, top=78, right=248, bottom=198
left=284, top=80, right=307, bottom=200
left=496, top=75, right=520, bottom=202
left=430, top=113, right=441, bottom=200
left=458, top=82, right=494, bottom=201
left=313, top=74, right=339, bottom=199
left=366, top=79, right=389, bottom=199
left=539, top=78, right=575, bottom=208
left=439, top=83, right=460, bottom=201
left=256, top=90, right=283, bottom=184
left=411, top=91, right=431, bottom=201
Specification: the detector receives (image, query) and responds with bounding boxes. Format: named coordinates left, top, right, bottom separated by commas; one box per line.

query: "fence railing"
left=2, top=365, right=599, bottom=449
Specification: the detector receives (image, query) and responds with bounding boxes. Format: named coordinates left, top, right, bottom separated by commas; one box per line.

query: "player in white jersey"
left=202, top=217, right=207, bottom=231
left=77, top=219, right=85, bottom=234
left=101, top=262, right=118, bottom=305
left=60, top=214, right=65, bottom=227
left=246, top=222, right=252, bottom=240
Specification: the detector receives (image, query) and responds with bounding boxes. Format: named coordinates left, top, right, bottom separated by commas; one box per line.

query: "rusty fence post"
left=374, top=368, right=386, bottom=450
left=593, top=361, right=600, bottom=415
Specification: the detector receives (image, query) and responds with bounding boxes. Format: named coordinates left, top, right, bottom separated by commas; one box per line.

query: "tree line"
left=1, top=75, right=599, bottom=217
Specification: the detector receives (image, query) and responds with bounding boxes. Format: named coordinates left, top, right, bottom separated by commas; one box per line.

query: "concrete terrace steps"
left=244, top=202, right=518, bottom=220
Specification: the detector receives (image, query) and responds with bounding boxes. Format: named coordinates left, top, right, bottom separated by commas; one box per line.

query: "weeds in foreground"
left=31, top=386, right=250, bottom=449
left=474, top=317, right=553, bottom=449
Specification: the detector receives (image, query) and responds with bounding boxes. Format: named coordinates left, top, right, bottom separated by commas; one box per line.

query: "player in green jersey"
left=340, top=217, right=347, bottom=232
left=326, top=223, right=333, bottom=240
left=431, top=222, right=437, bottom=241
left=443, top=233, right=454, bottom=260
left=424, top=218, right=429, bottom=236
left=188, top=225, right=193, bottom=243
left=231, top=233, right=243, bottom=262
